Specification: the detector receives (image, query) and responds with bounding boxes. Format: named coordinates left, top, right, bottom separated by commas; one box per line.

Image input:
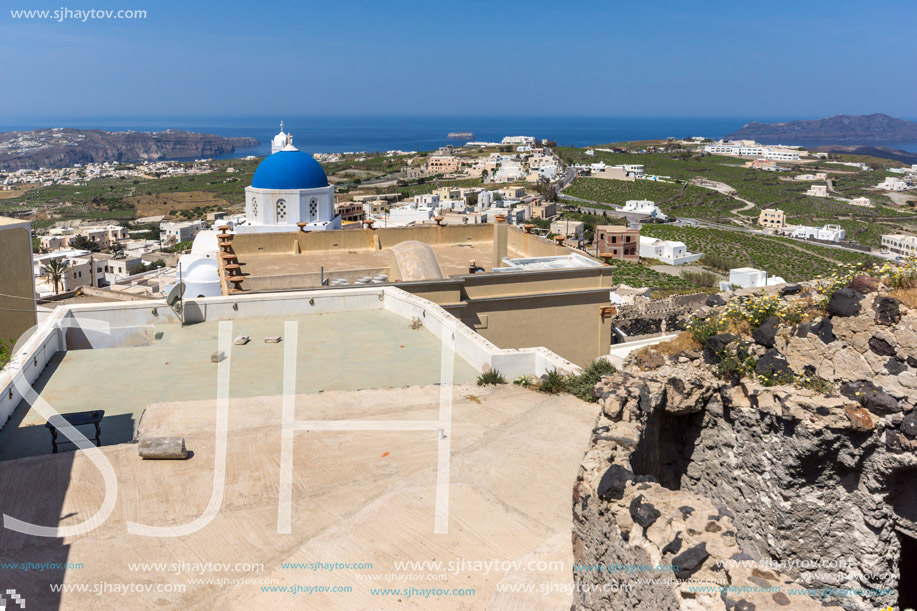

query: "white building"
left=415, top=193, right=441, bottom=207
left=501, top=136, right=536, bottom=146
left=882, top=234, right=917, bottom=258
left=384, top=204, right=435, bottom=227
left=878, top=176, right=911, bottom=191
left=704, top=142, right=801, bottom=161
left=160, top=220, right=204, bottom=248
left=848, top=197, right=874, bottom=208
left=241, top=143, right=340, bottom=233
left=806, top=185, right=828, bottom=198
left=182, top=124, right=343, bottom=298
left=638, top=236, right=702, bottom=265
left=494, top=163, right=525, bottom=183
left=622, top=200, right=667, bottom=220
left=793, top=224, right=846, bottom=242
left=32, top=249, right=106, bottom=295
left=721, top=267, right=787, bottom=290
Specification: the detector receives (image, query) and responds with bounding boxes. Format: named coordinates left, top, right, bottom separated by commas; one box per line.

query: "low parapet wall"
left=0, top=287, right=578, bottom=440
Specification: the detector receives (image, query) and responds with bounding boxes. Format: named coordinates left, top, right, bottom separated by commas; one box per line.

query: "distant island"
left=812, top=144, right=917, bottom=166
left=726, top=113, right=917, bottom=143
left=0, top=128, right=259, bottom=171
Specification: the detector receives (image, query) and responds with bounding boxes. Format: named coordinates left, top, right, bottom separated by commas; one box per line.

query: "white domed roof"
left=178, top=254, right=220, bottom=284
left=190, top=230, right=219, bottom=255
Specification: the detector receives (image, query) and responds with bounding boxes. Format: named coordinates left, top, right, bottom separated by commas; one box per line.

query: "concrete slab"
left=0, top=384, right=598, bottom=610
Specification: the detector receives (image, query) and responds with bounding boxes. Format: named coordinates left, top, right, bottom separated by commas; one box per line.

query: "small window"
left=276, top=199, right=287, bottom=223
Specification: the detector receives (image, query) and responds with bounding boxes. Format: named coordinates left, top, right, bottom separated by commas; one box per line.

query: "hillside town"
left=1, top=122, right=917, bottom=611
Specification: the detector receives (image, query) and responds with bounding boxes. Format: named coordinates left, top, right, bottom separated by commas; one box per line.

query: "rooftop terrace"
left=0, top=384, right=597, bottom=609
left=0, top=287, right=578, bottom=463
left=0, top=309, right=478, bottom=461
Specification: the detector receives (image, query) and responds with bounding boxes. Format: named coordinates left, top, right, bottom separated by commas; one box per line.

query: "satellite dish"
left=166, top=282, right=185, bottom=307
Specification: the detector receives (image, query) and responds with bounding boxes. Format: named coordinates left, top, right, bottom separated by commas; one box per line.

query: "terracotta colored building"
left=595, top=225, right=640, bottom=261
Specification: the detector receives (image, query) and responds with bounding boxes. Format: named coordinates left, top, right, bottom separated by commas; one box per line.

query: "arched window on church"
left=276, top=199, right=287, bottom=223
left=309, top=198, right=318, bottom=220
left=251, top=197, right=259, bottom=219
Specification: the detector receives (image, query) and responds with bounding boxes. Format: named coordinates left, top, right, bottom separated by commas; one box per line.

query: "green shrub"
left=716, top=347, right=756, bottom=382
left=684, top=314, right=727, bottom=344
left=794, top=374, right=835, bottom=394
left=564, top=360, right=618, bottom=402
left=539, top=369, right=567, bottom=394
left=0, top=339, right=11, bottom=369
left=476, top=370, right=506, bottom=386
left=722, top=294, right=799, bottom=327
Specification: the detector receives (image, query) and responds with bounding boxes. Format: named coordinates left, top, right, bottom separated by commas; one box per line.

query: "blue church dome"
left=251, top=149, right=329, bottom=190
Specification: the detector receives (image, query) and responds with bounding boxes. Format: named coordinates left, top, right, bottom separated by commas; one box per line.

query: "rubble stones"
left=902, top=412, right=917, bottom=438
left=840, top=381, right=901, bottom=414
left=848, top=275, right=878, bottom=294
left=811, top=317, right=835, bottom=343
left=705, top=333, right=739, bottom=362
left=597, top=464, right=635, bottom=500
left=671, top=542, right=709, bottom=579
left=886, top=359, right=907, bottom=375
left=752, top=316, right=779, bottom=348
left=826, top=288, right=863, bottom=317
left=868, top=336, right=896, bottom=357
left=873, top=296, right=901, bottom=326
left=629, top=495, right=661, bottom=530
left=754, top=349, right=793, bottom=379
left=844, top=404, right=873, bottom=431
left=661, top=533, right=683, bottom=556
left=574, top=285, right=917, bottom=611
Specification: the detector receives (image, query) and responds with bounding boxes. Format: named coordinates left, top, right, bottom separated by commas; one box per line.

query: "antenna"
left=166, top=282, right=185, bottom=324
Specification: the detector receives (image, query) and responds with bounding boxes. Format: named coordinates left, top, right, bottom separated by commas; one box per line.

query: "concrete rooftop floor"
left=0, top=384, right=598, bottom=610
left=0, top=310, right=477, bottom=461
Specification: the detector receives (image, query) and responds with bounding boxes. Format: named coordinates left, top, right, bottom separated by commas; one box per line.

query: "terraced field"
left=609, top=261, right=696, bottom=291
left=641, top=225, right=879, bottom=281
left=558, top=147, right=917, bottom=246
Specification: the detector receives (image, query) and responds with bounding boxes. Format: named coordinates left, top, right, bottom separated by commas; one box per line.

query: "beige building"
left=212, top=223, right=616, bottom=366
left=334, top=202, right=365, bottom=223
left=40, top=225, right=129, bottom=251
left=758, top=208, right=786, bottom=229
left=530, top=202, right=557, bottom=219
left=427, top=155, right=462, bottom=174
left=592, top=166, right=634, bottom=182
left=501, top=186, right=526, bottom=200
left=806, top=185, right=828, bottom=198
left=550, top=220, right=585, bottom=239
left=0, top=217, right=37, bottom=343
left=882, top=234, right=917, bottom=258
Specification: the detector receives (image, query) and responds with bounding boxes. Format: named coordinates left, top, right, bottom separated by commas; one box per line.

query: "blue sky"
left=1, top=0, right=915, bottom=119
